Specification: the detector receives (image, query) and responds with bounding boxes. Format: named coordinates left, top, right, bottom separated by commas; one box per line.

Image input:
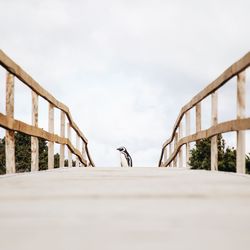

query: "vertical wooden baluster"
left=211, top=91, right=218, bottom=171
left=60, top=111, right=65, bottom=168
left=196, top=103, right=201, bottom=132
left=163, top=146, right=168, bottom=167
left=236, top=71, right=246, bottom=174
left=67, top=123, right=72, bottom=167
left=173, top=132, right=178, bottom=167
left=31, top=91, right=39, bottom=171
left=82, top=142, right=88, bottom=167
left=76, top=134, right=80, bottom=167
left=185, top=110, right=191, bottom=167
left=178, top=122, right=183, bottom=168
left=48, top=103, right=54, bottom=169
left=5, top=73, right=15, bottom=174
left=195, top=103, right=202, bottom=169
left=78, top=140, right=82, bottom=167
left=169, top=143, right=172, bottom=167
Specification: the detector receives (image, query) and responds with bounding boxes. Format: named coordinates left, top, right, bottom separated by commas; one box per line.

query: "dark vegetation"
left=189, top=134, right=250, bottom=174
left=0, top=132, right=73, bottom=175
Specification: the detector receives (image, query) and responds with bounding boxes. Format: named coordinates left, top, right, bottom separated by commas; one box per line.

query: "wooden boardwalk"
left=0, top=167, right=250, bottom=250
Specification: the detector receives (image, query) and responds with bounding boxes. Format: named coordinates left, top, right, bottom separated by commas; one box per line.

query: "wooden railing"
left=159, top=52, right=250, bottom=174
left=0, top=50, right=95, bottom=174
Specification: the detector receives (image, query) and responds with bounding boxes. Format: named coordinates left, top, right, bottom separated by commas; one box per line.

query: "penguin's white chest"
left=120, top=153, right=129, bottom=167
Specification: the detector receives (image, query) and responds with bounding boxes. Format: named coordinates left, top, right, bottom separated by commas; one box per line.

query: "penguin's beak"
left=117, top=147, right=121, bottom=151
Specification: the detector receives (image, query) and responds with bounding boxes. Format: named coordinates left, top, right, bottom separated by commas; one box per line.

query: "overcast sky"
left=0, top=0, right=250, bottom=167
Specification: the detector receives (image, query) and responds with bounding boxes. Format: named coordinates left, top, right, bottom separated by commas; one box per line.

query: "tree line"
left=189, top=134, right=250, bottom=174
left=0, top=132, right=75, bottom=175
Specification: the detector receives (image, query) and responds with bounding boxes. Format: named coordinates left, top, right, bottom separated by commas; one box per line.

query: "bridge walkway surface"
left=0, top=167, right=250, bottom=250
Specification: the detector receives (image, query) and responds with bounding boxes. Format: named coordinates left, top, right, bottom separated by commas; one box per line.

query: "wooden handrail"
left=163, top=118, right=250, bottom=167
left=159, top=52, right=250, bottom=174
left=0, top=50, right=95, bottom=173
left=0, top=50, right=88, bottom=143
left=0, top=113, right=87, bottom=166
left=162, top=52, right=250, bottom=149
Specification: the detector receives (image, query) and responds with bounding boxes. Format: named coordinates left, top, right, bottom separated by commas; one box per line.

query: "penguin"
left=117, top=146, right=133, bottom=167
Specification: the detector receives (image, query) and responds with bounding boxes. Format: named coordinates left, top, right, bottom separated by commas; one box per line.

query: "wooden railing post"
left=76, top=135, right=80, bottom=167
left=173, top=132, right=178, bottom=167
left=196, top=103, right=201, bottom=132
left=48, top=103, right=54, bottom=169
left=169, top=143, right=173, bottom=167
left=67, top=123, right=72, bottom=167
left=185, top=110, right=191, bottom=167
left=60, top=111, right=65, bottom=168
left=236, top=71, right=246, bottom=174
left=211, top=91, right=218, bottom=171
left=5, top=73, right=15, bottom=174
left=178, top=122, right=183, bottom=168
left=159, top=53, right=250, bottom=172
left=82, top=142, right=88, bottom=167
left=0, top=51, right=94, bottom=173
left=163, top=146, right=168, bottom=166
left=195, top=103, right=202, bottom=167
left=31, top=91, right=39, bottom=171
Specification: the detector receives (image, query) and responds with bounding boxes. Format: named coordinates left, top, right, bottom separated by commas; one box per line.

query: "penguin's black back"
left=124, top=149, right=132, bottom=167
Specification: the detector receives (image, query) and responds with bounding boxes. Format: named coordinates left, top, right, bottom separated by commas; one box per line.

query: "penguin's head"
left=117, top=146, right=127, bottom=153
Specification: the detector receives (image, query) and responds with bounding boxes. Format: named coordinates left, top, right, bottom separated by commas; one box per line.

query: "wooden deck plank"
left=0, top=167, right=250, bottom=250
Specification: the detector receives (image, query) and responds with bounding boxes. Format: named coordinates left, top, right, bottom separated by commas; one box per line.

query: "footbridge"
left=0, top=50, right=250, bottom=250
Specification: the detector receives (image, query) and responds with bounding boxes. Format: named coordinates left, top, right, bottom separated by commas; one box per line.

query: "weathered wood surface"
left=82, top=142, right=88, bottom=167
left=185, top=110, right=190, bottom=167
left=31, top=91, right=39, bottom=171
left=162, top=118, right=250, bottom=167
left=0, top=50, right=88, bottom=144
left=0, top=112, right=87, bottom=166
left=85, top=142, right=94, bottom=167
left=48, top=103, right=54, bottom=169
left=159, top=52, right=250, bottom=167
left=161, top=52, right=250, bottom=149
left=211, top=91, right=218, bottom=171
left=0, top=167, right=250, bottom=250
left=76, top=135, right=80, bottom=167
left=173, top=133, right=178, bottom=167
left=5, top=73, right=15, bottom=174
left=236, top=71, right=246, bottom=174
left=163, top=146, right=168, bottom=163
left=178, top=122, right=183, bottom=168
left=195, top=102, right=201, bottom=132
left=60, top=111, right=65, bottom=168
left=0, top=49, right=95, bottom=167
left=67, top=123, right=72, bottom=168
